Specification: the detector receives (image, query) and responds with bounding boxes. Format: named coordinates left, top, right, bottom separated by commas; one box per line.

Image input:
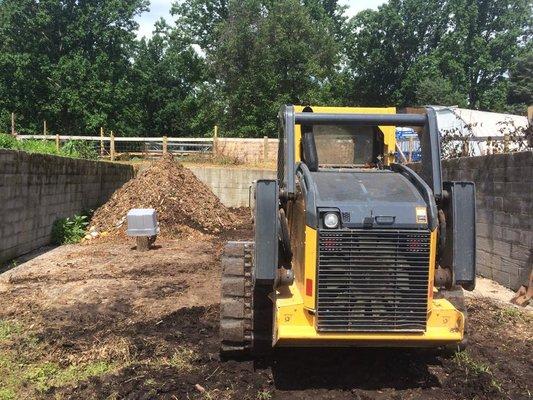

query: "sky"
left=135, top=0, right=387, bottom=38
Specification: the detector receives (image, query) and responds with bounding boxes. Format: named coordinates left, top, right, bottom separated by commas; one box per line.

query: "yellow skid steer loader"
left=220, top=106, right=476, bottom=356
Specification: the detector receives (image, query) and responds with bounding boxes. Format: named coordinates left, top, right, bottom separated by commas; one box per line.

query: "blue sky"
left=135, top=0, right=387, bottom=38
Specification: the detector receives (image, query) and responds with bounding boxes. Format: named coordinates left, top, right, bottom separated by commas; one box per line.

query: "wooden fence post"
left=503, top=133, right=509, bottom=153
left=110, top=131, right=115, bottom=161
left=163, top=136, right=168, bottom=155
left=11, top=113, right=15, bottom=136
left=55, top=134, right=60, bottom=152
left=100, top=127, right=104, bottom=157
left=213, top=125, right=219, bottom=155
left=263, top=136, right=269, bottom=163
left=43, top=120, right=47, bottom=136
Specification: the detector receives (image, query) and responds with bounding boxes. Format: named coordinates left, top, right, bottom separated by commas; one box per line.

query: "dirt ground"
left=0, top=219, right=531, bottom=400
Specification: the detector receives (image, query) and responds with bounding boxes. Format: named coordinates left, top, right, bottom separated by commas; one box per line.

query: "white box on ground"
left=126, top=208, right=158, bottom=236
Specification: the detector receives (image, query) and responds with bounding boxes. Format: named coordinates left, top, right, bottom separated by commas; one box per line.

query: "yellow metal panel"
left=303, top=226, right=317, bottom=310
left=275, top=296, right=463, bottom=347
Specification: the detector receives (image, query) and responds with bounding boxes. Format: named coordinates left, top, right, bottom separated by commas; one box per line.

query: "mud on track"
left=0, top=224, right=531, bottom=400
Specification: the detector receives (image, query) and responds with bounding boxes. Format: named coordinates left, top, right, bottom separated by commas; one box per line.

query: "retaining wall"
left=0, top=150, right=134, bottom=263
left=441, top=151, right=532, bottom=290
left=189, top=166, right=276, bottom=207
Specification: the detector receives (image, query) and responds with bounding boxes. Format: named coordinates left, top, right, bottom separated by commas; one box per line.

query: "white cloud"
left=135, top=0, right=387, bottom=39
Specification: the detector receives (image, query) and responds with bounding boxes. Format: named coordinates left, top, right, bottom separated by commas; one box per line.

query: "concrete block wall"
left=441, top=151, right=532, bottom=290
left=0, top=150, right=134, bottom=263
left=189, top=166, right=276, bottom=207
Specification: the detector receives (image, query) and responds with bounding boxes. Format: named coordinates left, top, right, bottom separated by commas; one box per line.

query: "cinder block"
left=521, top=230, right=533, bottom=248
left=493, top=211, right=512, bottom=227
left=501, top=227, right=523, bottom=243
left=492, top=240, right=512, bottom=258
left=510, top=244, right=531, bottom=261
left=491, top=268, right=511, bottom=288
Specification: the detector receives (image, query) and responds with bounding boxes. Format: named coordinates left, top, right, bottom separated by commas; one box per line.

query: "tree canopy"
left=0, top=0, right=531, bottom=137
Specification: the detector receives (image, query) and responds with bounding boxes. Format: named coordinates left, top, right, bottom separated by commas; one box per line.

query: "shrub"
left=0, top=134, right=98, bottom=160
left=17, top=139, right=59, bottom=155
left=0, top=133, right=18, bottom=149
left=61, top=140, right=98, bottom=160
left=51, top=213, right=90, bottom=245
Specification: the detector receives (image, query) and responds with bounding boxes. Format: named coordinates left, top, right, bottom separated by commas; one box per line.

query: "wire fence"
left=15, top=130, right=531, bottom=163
left=16, top=134, right=214, bottom=161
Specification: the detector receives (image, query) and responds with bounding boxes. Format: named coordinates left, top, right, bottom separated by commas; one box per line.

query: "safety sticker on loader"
left=416, top=207, right=428, bottom=224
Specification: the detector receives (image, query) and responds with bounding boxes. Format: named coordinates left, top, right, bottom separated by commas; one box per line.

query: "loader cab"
left=303, top=124, right=385, bottom=169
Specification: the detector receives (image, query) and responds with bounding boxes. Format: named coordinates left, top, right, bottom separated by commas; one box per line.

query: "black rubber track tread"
left=220, top=241, right=253, bottom=356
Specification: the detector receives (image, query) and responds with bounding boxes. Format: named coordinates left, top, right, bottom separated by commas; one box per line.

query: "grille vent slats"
left=317, top=229, right=430, bottom=332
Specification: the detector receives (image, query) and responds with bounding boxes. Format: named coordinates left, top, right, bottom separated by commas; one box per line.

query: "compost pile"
left=91, top=156, right=236, bottom=237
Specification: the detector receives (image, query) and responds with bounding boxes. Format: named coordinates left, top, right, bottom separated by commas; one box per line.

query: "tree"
left=0, top=0, right=148, bottom=134
left=172, top=0, right=229, bottom=52
left=207, top=0, right=339, bottom=137
left=132, top=20, right=213, bottom=136
left=506, top=52, right=533, bottom=115
left=341, top=0, right=532, bottom=111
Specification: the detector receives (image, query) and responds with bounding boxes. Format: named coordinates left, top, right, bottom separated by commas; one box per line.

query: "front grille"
left=317, top=229, right=430, bottom=332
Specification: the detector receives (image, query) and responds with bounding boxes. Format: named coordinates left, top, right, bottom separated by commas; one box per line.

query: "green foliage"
left=0, top=134, right=99, bottom=159
left=342, top=0, right=532, bottom=110
left=210, top=0, right=341, bottom=137
left=51, top=213, right=90, bottom=245
left=0, top=0, right=531, bottom=137
left=507, top=51, right=533, bottom=115
left=61, top=140, right=99, bottom=160
left=0, top=133, right=17, bottom=149
left=0, top=133, right=59, bottom=155
left=0, top=320, right=22, bottom=342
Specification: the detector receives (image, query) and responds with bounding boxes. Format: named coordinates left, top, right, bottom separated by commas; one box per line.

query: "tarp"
left=429, top=106, right=529, bottom=155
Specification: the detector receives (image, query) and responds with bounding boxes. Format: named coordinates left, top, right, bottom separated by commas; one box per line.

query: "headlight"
left=323, top=212, right=339, bottom=229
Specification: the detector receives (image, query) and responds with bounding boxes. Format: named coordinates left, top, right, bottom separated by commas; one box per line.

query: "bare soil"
left=0, top=220, right=531, bottom=400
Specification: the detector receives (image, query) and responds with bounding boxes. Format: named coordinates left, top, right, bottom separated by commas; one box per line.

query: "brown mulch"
left=90, top=155, right=236, bottom=238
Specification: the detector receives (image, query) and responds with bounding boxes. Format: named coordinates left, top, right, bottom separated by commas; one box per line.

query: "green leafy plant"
left=51, top=213, right=91, bottom=245
left=61, top=140, right=99, bottom=160
left=17, top=139, right=59, bottom=155
left=0, top=134, right=100, bottom=160
left=0, top=133, right=18, bottom=149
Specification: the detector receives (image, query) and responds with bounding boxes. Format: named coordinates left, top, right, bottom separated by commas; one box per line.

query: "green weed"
left=0, top=134, right=18, bottom=149
left=0, top=320, right=22, bottom=342
left=0, top=388, right=16, bottom=400
left=257, top=389, right=272, bottom=399
left=61, top=140, right=98, bottom=160
left=24, top=360, right=114, bottom=393
left=0, top=133, right=98, bottom=160
left=51, top=212, right=91, bottom=244
left=167, top=346, right=198, bottom=371
left=453, top=351, right=502, bottom=393
left=495, top=307, right=526, bottom=323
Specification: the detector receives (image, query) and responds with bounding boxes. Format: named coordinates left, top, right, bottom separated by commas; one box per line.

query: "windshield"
left=313, top=125, right=377, bottom=167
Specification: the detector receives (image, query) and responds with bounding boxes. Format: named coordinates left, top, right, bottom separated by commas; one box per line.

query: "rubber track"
left=220, top=241, right=254, bottom=355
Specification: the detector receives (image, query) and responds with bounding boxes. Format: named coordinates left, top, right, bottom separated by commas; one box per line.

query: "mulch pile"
left=90, top=156, right=236, bottom=238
